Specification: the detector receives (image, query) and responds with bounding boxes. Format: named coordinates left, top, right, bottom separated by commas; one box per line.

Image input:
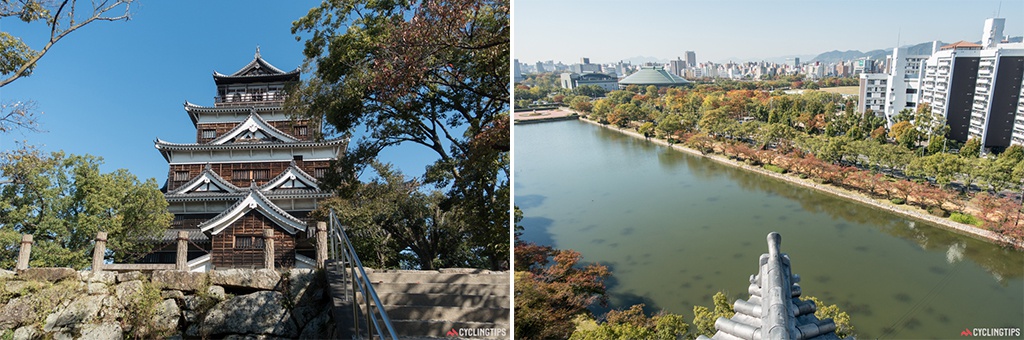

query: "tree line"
left=558, top=84, right=1024, bottom=247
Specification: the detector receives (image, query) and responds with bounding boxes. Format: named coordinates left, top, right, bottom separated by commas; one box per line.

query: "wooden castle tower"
left=150, top=48, right=343, bottom=270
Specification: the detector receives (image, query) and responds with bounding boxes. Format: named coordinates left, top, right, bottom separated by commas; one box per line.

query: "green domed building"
left=618, top=65, right=690, bottom=88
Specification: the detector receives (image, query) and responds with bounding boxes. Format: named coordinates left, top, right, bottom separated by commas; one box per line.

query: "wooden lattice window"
left=294, top=125, right=308, bottom=136
left=314, top=167, right=328, bottom=179
left=232, top=169, right=270, bottom=181
left=234, top=235, right=264, bottom=249
left=202, top=129, right=216, bottom=139
left=174, top=171, right=190, bottom=181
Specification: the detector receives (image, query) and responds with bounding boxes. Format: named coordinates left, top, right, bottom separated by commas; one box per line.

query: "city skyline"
left=514, top=0, right=1024, bottom=65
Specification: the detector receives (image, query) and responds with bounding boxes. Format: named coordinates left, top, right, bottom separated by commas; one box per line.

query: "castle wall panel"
left=211, top=211, right=298, bottom=269
left=167, top=160, right=330, bottom=191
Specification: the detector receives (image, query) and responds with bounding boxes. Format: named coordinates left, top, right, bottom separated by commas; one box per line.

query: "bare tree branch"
left=0, top=100, right=43, bottom=133
left=0, top=0, right=132, bottom=88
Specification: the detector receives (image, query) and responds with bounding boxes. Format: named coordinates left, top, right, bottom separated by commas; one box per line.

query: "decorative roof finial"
left=255, top=45, right=261, bottom=58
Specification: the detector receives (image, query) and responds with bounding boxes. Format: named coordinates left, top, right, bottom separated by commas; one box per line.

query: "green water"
left=514, top=120, right=1024, bottom=339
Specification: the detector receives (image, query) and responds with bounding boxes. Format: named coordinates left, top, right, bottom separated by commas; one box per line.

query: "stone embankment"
left=579, top=117, right=1024, bottom=248
left=0, top=267, right=333, bottom=339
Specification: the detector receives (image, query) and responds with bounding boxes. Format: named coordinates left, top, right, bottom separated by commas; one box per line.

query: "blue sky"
left=514, top=0, right=1024, bottom=64
left=2, top=1, right=441, bottom=183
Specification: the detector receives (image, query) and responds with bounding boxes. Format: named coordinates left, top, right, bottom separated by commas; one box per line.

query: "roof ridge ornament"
left=255, top=45, right=261, bottom=58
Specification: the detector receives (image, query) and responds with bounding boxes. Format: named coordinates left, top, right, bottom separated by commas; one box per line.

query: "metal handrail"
left=328, top=209, right=399, bottom=340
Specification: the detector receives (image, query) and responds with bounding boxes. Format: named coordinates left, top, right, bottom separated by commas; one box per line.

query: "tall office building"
left=514, top=59, right=524, bottom=83
left=669, top=57, right=687, bottom=77
left=918, top=18, right=1024, bottom=151
left=684, top=51, right=696, bottom=67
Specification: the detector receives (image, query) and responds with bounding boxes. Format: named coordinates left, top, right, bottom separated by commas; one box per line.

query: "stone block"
left=78, top=323, right=123, bottom=340
left=161, top=289, right=185, bottom=300
left=18, top=268, right=77, bottom=282
left=80, top=270, right=116, bottom=284
left=116, top=271, right=145, bottom=283
left=152, top=270, right=207, bottom=292
left=209, top=269, right=280, bottom=291
left=200, top=291, right=297, bottom=338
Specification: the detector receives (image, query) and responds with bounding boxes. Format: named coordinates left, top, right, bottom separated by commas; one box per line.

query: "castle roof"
left=213, top=47, right=299, bottom=85
left=698, top=232, right=844, bottom=340
left=196, top=183, right=307, bottom=235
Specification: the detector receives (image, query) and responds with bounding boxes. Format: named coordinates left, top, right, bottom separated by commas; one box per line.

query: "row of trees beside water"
left=517, top=78, right=1024, bottom=248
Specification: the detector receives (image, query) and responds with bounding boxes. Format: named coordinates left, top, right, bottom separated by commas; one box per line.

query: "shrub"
left=798, top=174, right=808, bottom=179
left=928, top=207, right=949, bottom=217
left=890, top=198, right=906, bottom=205
left=763, top=164, right=786, bottom=174
left=950, top=213, right=983, bottom=226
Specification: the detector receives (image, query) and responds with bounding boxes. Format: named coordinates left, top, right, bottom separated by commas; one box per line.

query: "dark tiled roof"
left=699, top=232, right=843, bottom=340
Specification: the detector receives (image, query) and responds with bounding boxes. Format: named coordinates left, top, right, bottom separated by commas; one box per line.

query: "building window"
left=314, top=167, right=329, bottom=178
left=202, top=129, right=216, bottom=139
left=232, top=169, right=270, bottom=181
left=234, top=235, right=264, bottom=249
left=174, top=171, right=190, bottom=181
left=294, top=125, right=308, bottom=136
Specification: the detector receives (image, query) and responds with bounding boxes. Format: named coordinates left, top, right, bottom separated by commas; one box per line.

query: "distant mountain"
left=811, top=37, right=1024, bottom=64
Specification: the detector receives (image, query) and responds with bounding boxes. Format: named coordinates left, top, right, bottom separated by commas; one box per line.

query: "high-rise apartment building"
left=669, top=57, right=687, bottom=77
left=919, top=18, right=1024, bottom=151
left=514, top=59, right=524, bottom=83
left=858, top=73, right=888, bottom=114
left=879, top=43, right=936, bottom=125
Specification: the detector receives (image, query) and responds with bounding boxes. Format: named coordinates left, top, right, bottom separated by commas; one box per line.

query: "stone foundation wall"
left=0, top=268, right=333, bottom=339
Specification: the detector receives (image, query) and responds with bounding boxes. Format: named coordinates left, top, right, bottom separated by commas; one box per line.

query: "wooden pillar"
left=16, top=234, right=32, bottom=270
left=93, top=232, right=107, bottom=273
left=176, top=231, right=188, bottom=271
left=316, top=222, right=328, bottom=269
left=263, top=229, right=274, bottom=270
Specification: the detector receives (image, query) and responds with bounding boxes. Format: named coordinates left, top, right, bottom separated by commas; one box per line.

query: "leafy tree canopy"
left=291, top=0, right=509, bottom=269
left=0, top=148, right=171, bottom=269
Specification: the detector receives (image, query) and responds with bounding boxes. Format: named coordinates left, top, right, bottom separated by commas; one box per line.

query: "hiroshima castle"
left=146, top=49, right=344, bottom=270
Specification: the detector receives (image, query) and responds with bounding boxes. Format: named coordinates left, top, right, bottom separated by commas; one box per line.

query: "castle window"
left=174, top=171, right=190, bottom=181
left=234, top=235, right=264, bottom=249
left=314, top=167, right=328, bottom=178
left=294, top=125, right=308, bottom=136
left=202, top=129, right=216, bottom=139
left=232, top=169, right=270, bottom=181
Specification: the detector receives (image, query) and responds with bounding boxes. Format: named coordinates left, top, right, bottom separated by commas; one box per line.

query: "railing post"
left=316, top=222, right=327, bottom=269
left=93, top=232, right=107, bottom=273
left=263, top=229, right=274, bottom=270
left=16, top=234, right=32, bottom=270
left=176, top=231, right=189, bottom=271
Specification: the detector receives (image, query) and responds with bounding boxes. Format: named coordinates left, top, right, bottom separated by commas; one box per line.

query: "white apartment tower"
left=919, top=18, right=1024, bottom=151
left=858, top=73, right=888, bottom=114
left=882, top=43, right=937, bottom=125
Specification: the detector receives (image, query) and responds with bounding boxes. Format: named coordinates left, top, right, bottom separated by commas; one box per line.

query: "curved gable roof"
left=168, top=164, right=244, bottom=195
left=197, top=184, right=307, bottom=235
left=208, top=110, right=300, bottom=145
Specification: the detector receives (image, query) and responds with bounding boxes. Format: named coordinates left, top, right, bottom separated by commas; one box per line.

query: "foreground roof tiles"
left=699, top=232, right=844, bottom=340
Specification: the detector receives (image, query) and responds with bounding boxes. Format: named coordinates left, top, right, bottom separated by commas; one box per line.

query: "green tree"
left=691, top=291, right=735, bottom=338
left=570, top=304, right=689, bottom=340
left=801, top=296, right=855, bottom=339
left=0, top=148, right=171, bottom=269
left=961, top=138, right=982, bottom=158
left=291, top=0, right=509, bottom=269
left=319, top=162, right=476, bottom=269
left=576, top=85, right=608, bottom=98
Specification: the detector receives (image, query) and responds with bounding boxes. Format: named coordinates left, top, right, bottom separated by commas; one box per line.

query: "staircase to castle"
left=327, top=266, right=510, bottom=339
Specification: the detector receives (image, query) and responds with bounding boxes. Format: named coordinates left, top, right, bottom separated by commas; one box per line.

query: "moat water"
left=515, top=120, right=1024, bottom=339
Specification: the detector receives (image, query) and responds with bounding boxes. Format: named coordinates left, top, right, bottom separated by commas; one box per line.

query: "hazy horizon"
left=514, top=0, right=1024, bottom=65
